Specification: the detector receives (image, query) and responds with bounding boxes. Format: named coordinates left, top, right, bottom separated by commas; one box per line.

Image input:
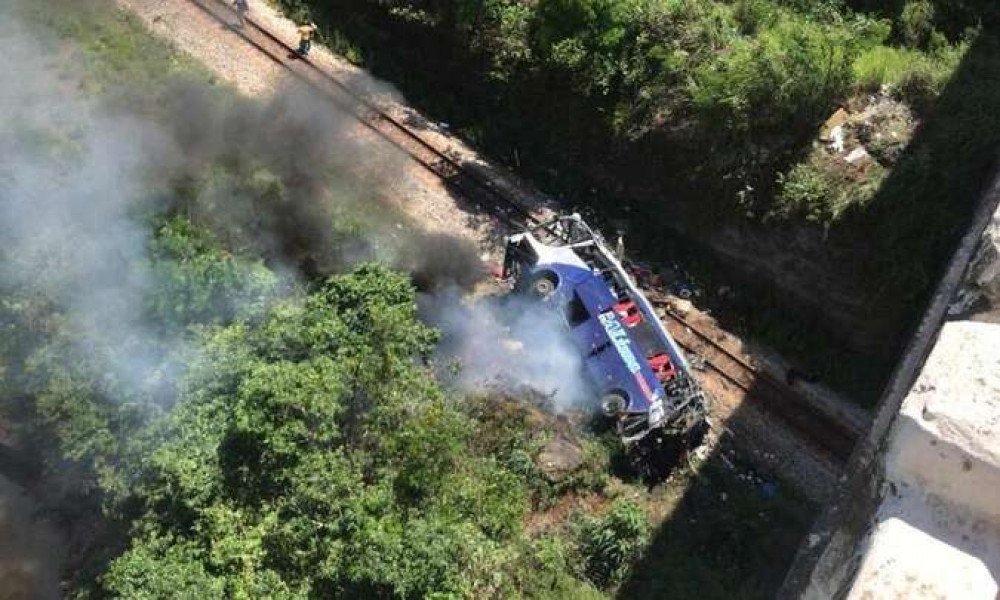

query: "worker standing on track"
left=233, top=0, right=249, bottom=28
left=296, top=22, right=318, bottom=57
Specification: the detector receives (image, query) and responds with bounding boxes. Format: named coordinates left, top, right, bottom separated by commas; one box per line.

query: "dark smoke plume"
left=146, top=78, right=487, bottom=288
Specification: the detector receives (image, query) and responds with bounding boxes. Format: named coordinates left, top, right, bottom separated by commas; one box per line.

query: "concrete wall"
left=779, top=163, right=1000, bottom=599
left=847, top=321, right=1000, bottom=598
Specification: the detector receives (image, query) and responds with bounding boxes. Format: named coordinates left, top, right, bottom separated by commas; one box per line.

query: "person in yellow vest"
left=296, top=22, right=318, bottom=57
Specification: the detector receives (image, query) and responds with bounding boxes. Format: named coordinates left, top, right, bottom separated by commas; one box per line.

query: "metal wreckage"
left=502, top=214, right=708, bottom=473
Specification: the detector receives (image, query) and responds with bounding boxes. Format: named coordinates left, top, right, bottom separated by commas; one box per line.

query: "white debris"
left=829, top=125, right=846, bottom=153
left=501, top=339, right=524, bottom=352
left=844, top=146, right=871, bottom=165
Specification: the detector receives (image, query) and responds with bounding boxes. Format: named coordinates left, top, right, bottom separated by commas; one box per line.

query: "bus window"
left=513, top=238, right=538, bottom=265
left=566, top=294, right=590, bottom=327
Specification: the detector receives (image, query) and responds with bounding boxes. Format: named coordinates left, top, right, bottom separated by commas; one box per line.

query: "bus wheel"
left=530, top=272, right=557, bottom=298
left=600, top=392, right=628, bottom=417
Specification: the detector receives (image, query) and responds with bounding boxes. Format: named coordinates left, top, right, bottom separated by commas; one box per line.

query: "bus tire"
left=600, top=392, right=628, bottom=417
left=530, top=272, right=558, bottom=298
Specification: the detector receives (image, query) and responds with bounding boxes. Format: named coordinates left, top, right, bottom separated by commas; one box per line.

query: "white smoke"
left=0, top=6, right=189, bottom=396
left=424, top=290, right=593, bottom=410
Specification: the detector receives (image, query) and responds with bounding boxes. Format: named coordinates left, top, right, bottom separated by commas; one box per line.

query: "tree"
left=104, top=265, right=541, bottom=597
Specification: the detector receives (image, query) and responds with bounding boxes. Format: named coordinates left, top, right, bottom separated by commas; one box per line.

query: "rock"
left=536, top=432, right=585, bottom=481
left=964, top=213, right=1000, bottom=311
left=668, top=297, right=694, bottom=316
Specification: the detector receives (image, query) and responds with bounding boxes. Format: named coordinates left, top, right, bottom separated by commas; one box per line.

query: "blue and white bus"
left=503, top=214, right=707, bottom=452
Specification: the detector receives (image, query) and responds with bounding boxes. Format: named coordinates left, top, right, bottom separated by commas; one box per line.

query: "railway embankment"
left=780, top=164, right=1000, bottom=598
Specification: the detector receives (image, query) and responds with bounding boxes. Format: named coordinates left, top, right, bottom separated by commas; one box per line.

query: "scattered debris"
left=688, top=354, right=707, bottom=371
left=827, top=93, right=915, bottom=168
left=667, top=297, right=694, bottom=317
left=844, top=146, right=872, bottom=166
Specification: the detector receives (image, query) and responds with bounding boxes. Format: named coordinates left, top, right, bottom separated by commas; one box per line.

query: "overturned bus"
left=502, top=214, right=707, bottom=463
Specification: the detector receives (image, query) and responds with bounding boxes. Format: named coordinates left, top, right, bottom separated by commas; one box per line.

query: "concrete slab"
left=846, top=321, right=1000, bottom=599
left=848, top=512, right=999, bottom=600
left=886, top=321, right=1000, bottom=520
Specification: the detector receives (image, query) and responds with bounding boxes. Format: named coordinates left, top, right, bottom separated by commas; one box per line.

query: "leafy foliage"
left=147, top=217, right=280, bottom=328
left=774, top=163, right=836, bottom=224
left=571, top=499, right=650, bottom=589
left=96, top=265, right=609, bottom=597
left=898, top=0, right=936, bottom=48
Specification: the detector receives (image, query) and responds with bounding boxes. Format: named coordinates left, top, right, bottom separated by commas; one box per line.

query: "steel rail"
left=650, top=297, right=857, bottom=461
left=188, top=0, right=540, bottom=229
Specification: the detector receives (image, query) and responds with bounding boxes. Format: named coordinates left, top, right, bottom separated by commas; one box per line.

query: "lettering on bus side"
left=598, top=311, right=642, bottom=375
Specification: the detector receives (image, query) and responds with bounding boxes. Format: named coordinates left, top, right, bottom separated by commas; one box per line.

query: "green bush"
left=773, top=162, right=835, bottom=224
left=147, top=217, right=280, bottom=329
left=898, top=0, right=935, bottom=48
left=732, top=0, right=777, bottom=35
left=508, top=537, right=607, bottom=599
left=691, top=13, right=861, bottom=133
left=571, top=499, right=650, bottom=590
left=852, top=43, right=963, bottom=107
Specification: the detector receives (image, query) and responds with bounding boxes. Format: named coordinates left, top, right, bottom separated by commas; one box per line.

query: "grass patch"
left=773, top=154, right=886, bottom=225
left=853, top=43, right=965, bottom=109
left=18, top=2, right=213, bottom=94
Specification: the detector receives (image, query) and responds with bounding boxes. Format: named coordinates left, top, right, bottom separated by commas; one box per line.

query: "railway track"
left=188, top=0, right=538, bottom=230
left=185, top=0, right=861, bottom=467
left=646, top=295, right=860, bottom=463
